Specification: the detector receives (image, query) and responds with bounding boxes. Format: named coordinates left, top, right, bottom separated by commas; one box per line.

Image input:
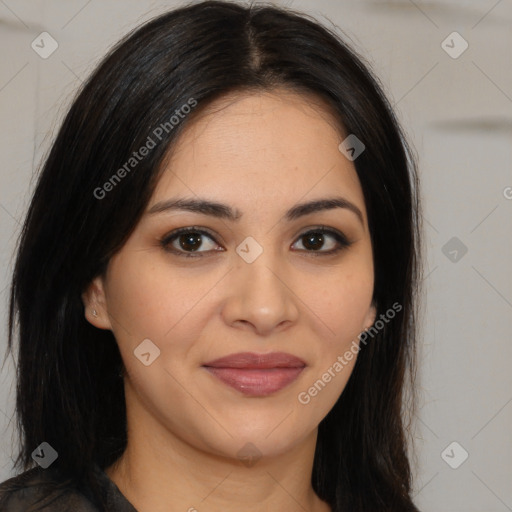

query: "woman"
left=0, top=1, right=423, bottom=511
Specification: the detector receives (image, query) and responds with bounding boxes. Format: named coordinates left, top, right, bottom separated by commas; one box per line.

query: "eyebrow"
left=146, top=196, right=364, bottom=225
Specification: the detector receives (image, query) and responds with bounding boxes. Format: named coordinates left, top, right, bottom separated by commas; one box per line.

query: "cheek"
left=104, top=252, right=227, bottom=384
left=329, top=280, right=373, bottom=335
left=300, top=261, right=373, bottom=396
left=104, top=250, right=207, bottom=339
left=294, top=271, right=371, bottom=416
left=305, top=263, right=374, bottom=339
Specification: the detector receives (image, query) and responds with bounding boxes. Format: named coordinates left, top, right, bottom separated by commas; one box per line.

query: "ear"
left=81, top=275, right=113, bottom=330
left=363, top=301, right=377, bottom=331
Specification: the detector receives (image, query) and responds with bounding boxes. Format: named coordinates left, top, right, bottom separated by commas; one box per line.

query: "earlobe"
left=363, top=302, right=377, bottom=331
left=81, top=276, right=112, bottom=330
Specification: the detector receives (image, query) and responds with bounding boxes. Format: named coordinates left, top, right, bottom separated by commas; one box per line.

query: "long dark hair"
left=3, top=1, right=423, bottom=510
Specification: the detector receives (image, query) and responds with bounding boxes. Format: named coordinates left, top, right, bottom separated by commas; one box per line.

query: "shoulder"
left=0, top=466, right=98, bottom=511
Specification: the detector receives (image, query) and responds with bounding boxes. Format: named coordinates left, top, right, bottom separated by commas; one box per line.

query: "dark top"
left=0, top=464, right=137, bottom=511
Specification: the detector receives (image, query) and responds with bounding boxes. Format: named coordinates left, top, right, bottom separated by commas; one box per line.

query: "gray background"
left=1, top=1, right=511, bottom=511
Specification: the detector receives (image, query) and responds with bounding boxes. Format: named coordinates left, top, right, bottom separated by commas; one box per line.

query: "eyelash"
left=159, top=225, right=353, bottom=259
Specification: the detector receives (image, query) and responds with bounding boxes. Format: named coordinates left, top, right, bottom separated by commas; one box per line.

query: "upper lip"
left=202, top=351, right=306, bottom=369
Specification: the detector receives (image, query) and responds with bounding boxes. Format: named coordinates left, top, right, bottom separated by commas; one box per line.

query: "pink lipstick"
left=202, top=351, right=306, bottom=396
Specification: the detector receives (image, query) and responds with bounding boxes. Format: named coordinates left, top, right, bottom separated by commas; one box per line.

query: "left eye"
left=291, top=228, right=350, bottom=254
left=160, top=226, right=351, bottom=258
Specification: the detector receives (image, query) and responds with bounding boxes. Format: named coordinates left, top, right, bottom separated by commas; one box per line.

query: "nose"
left=221, top=249, right=300, bottom=336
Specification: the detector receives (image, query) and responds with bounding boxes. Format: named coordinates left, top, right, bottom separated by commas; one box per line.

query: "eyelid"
left=159, top=226, right=222, bottom=258
left=291, top=225, right=351, bottom=245
left=160, top=224, right=352, bottom=258
left=291, top=225, right=352, bottom=255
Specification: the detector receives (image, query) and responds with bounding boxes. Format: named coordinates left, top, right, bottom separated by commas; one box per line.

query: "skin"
left=82, top=88, right=377, bottom=512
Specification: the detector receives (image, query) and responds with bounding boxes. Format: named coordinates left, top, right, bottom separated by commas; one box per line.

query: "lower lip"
left=203, top=367, right=305, bottom=396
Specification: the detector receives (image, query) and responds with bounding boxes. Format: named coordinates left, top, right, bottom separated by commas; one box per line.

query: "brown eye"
left=292, top=227, right=352, bottom=255
left=177, top=232, right=203, bottom=252
left=161, top=227, right=222, bottom=258
left=302, top=232, right=326, bottom=251
left=160, top=225, right=352, bottom=259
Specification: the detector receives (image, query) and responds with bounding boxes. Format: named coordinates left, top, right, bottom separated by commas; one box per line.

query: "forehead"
left=151, top=89, right=365, bottom=217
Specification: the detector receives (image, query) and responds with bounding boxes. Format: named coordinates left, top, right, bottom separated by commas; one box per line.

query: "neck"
left=105, top=382, right=331, bottom=512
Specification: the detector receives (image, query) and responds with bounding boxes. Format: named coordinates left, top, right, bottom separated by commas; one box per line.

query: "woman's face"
left=84, top=89, right=376, bottom=461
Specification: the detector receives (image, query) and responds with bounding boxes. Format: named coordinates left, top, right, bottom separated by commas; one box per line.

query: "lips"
left=203, top=351, right=306, bottom=369
left=202, top=352, right=306, bottom=396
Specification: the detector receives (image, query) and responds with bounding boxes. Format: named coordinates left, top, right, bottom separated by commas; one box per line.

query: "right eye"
left=160, top=227, right=224, bottom=258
